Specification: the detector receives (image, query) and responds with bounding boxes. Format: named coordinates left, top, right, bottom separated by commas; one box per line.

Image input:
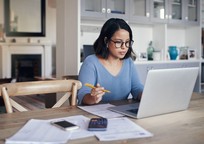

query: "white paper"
left=5, top=119, right=71, bottom=144
left=78, top=103, right=124, bottom=118
left=93, top=117, right=153, bottom=141
left=5, top=115, right=94, bottom=144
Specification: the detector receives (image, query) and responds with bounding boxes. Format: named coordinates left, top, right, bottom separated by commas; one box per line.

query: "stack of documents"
left=5, top=115, right=94, bottom=144
left=6, top=119, right=71, bottom=144
left=6, top=115, right=153, bottom=143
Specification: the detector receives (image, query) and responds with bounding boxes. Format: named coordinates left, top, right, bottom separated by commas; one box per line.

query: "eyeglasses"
left=110, top=39, right=134, bottom=48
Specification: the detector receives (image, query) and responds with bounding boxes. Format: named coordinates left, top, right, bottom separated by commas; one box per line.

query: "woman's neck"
left=97, top=55, right=123, bottom=76
left=105, top=57, right=121, bottom=66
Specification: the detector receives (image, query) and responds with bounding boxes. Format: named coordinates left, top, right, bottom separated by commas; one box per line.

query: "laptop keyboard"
left=127, top=108, right=138, bottom=114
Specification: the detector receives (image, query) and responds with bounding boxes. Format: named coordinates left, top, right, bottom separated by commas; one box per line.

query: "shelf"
left=172, top=2, right=181, bottom=6
left=154, top=0, right=164, bottom=3
left=188, top=4, right=196, bottom=8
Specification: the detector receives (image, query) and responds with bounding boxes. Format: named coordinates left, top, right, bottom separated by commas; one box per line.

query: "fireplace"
left=12, top=54, right=42, bottom=82
left=0, top=43, right=52, bottom=79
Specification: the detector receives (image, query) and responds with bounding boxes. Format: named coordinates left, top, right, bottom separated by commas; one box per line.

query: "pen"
left=84, top=83, right=111, bottom=93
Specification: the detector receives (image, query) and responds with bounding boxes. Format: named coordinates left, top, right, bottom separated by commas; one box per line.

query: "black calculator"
left=88, top=117, right=108, bottom=131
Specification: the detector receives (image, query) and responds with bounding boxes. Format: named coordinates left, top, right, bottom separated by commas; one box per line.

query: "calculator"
left=88, top=117, right=108, bottom=131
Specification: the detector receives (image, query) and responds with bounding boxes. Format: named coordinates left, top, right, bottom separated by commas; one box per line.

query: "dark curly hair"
left=93, top=18, right=136, bottom=60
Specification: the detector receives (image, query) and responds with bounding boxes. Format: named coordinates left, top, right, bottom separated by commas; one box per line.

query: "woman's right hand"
left=90, top=83, right=105, bottom=103
left=83, top=83, right=105, bottom=104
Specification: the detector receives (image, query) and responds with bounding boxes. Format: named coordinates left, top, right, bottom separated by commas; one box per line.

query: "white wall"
left=167, top=27, right=185, bottom=47
left=80, top=32, right=98, bottom=48
left=130, top=24, right=152, bottom=53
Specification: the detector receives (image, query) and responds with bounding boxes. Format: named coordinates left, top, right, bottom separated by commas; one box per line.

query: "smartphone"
left=51, top=120, right=79, bottom=131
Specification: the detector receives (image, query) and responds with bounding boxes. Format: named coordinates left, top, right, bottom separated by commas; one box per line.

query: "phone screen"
left=51, top=120, right=79, bottom=131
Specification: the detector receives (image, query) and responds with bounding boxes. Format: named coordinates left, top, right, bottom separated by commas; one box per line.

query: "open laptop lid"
left=137, top=67, right=199, bottom=118
left=108, top=67, right=199, bottom=119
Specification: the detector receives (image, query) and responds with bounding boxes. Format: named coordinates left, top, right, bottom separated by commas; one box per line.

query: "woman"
left=78, top=18, right=143, bottom=105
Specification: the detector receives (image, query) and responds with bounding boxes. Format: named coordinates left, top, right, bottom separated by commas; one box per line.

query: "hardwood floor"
left=12, top=95, right=46, bottom=111
left=0, top=95, right=45, bottom=114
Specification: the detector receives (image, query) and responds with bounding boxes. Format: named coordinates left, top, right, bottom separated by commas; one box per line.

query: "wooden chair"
left=0, top=78, right=13, bottom=113
left=0, top=84, right=4, bottom=103
left=62, top=75, right=79, bottom=106
left=62, top=75, right=78, bottom=80
left=1, top=79, right=82, bottom=113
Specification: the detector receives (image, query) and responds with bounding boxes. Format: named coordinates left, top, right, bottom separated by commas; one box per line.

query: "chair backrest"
left=0, top=78, right=13, bottom=110
left=1, top=79, right=82, bottom=113
left=0, top=85, right=3, bottom=97
left=0, top=78, right=13, bottom=96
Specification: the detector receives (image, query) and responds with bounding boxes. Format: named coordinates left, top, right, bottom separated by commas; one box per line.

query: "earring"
left=104, top=37, right=108, bottom=50
left=106, top=43, right=108, bottom=48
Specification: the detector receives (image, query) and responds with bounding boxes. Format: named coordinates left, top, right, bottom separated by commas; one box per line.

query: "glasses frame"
left=110, top=39, right=134, bottom=49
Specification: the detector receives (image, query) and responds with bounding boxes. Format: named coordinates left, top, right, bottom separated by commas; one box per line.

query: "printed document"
left=5, top=115, right=94, bottom=144
left=78, top=103, right=124, bottom=118
left=94, top=117, right=153, bottom=141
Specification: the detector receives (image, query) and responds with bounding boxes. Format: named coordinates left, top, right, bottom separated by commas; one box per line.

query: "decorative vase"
left=168, top=46, right=178, bottom=60
left=147, top=41, right=154, bottom=61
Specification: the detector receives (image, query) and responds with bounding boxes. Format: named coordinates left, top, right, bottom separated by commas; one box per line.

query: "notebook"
left=108, top=67, right=199, bottom=119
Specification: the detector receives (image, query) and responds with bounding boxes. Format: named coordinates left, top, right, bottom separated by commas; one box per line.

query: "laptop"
left=108, top=67, right=199, bottom=119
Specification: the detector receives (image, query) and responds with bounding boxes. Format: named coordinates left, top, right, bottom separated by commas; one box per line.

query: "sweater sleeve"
left=130, top=60, right=144, bottom=99
left=77, top=56, right=97, bottom=104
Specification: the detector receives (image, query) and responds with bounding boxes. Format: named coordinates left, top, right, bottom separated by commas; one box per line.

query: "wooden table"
left=0, top=93, right=204, bottom=144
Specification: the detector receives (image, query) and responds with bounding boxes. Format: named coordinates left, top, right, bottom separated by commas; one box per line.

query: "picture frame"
left=188, top=49, right=196, bottom=60
left=139, top=52, right=147, bottom=61
left=179, top=47, right=188, bottom=60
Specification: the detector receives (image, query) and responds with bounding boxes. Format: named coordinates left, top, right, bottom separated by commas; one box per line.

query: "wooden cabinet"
left=129, top=0, right=169, bottom=24
left=184, top=0, right=200, bottom=25
left=150, top=0, right=168, bottom=23
left=168, top=0, right=200, bottom=25
left=129, top=0, right=151, bottom=24
left=81, top=0, right=200, bottom=26
left=81, top=0, right=129, bottom=20
left=168, top=0, right=184, bottom=24
left=81, top=0, right=106, bottom=20
left=128, top=0, right=200, bottom=25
